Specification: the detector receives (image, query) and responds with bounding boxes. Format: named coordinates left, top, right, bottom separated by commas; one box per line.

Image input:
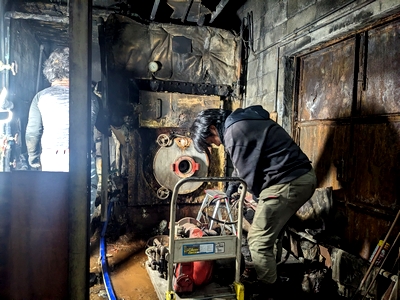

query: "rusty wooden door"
left=295, top=18, right=400, bottom=254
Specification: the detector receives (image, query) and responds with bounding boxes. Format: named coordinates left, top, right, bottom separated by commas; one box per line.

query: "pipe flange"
left=171, top=155, right=199, bottom=178
left=157, top=186, right=170, bottom=200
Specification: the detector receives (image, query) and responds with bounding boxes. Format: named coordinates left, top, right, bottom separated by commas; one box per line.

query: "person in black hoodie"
left=190, top=105, right=316, bottom=298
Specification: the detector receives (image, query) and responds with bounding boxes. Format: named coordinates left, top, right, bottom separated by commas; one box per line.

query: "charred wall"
left=237, top=0, right=400, bottom=127
left=100, top=13, right=242, bottom=233
left=8, top=18, right=41, bottom=156
left=237, top=0, right=400, bottom=295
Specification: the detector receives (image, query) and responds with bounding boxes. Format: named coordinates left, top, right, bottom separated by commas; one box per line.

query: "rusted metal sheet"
left=363, top=20, right=400, bottom=115
left=296, top=19, right=400, bottom=253
left=345, top=206, right=399, bottom=261
left=298, top=38, right=355, bottom=121
left=297, top=122, right=350, bottom=194
left=351, top=120, right=400, bottom=208
left=139, top=91, right=220, bottom=128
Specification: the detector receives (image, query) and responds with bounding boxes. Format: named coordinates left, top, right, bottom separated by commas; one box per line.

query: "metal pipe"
left=35, top=45, right=44, bottom=94
left=181, top=0, right=194, bottom=23
left=150, top=0, right=160, bottom=21
left=4, top=13, right=10, bottom=89
left=210, top=0, right=230, bottom=23
left=0, top=0, right=5, bottom=88
left=274, top=46, right=280, bottom=113
left=97, top=16, right=109, bottom=222
left=68, top=0, right=92, bottom=299
left=1, top=11, right=12, bottom=172
left=4, top=11, right=69, bottom=24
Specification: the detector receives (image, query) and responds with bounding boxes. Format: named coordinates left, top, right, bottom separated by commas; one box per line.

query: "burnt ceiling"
left=7, top=0, right=247, bottom=48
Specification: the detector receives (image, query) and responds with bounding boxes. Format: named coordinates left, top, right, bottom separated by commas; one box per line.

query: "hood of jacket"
left=224, top=105, right=270, bottom=129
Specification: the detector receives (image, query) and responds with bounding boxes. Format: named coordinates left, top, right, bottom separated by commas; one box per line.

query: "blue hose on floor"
left=100, top=200, right=117, bottom=300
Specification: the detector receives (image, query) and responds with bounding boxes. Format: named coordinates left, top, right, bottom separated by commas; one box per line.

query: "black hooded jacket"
left=224, top=105, right=312, bottom=197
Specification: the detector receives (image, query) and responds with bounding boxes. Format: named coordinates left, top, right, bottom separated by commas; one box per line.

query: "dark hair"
left=43, top=47, right=69, bottom=83
left=189, top=109, right=231, bottom=153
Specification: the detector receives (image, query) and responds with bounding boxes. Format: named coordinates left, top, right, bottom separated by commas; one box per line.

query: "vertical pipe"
left=35, top=45, right=44, bottom=94
left=0, top=0, right=5, bottom=88
left=68, top=0, right=92, bottom=299
left=97, top=17, right=109, bottom=222
left=274, top=46, right=280, bottom=113
left=0, top=2, right=5, bottom=171
left=4, top=14, right=10, bottom=89
left=2, top=13, right=11, bottom=172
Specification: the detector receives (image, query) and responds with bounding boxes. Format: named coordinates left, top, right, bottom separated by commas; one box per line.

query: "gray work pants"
left=247, top=169, right=317, bottom=284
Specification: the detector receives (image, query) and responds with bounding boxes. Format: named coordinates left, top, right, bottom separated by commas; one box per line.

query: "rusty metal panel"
left=0, top=172, right=69, bottom=299
left=299, top=38, right=355, bottom=121
left=363, top=20, right=400, bottom=115
left=298, top=122, right=350, bottom=195
left=296, top=19, right=400, bottom=253
left=139, top=91, right=220, bottom=128
left=351, top=119, right=400, bottom=208
left=345, top=206, right=398, bottom=261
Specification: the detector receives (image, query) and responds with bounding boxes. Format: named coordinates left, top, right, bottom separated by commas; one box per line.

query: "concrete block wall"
left=237, top=0, right=400, bottom=130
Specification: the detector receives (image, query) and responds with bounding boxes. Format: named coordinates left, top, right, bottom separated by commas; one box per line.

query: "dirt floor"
left=86, top=206, right=342, bottom=300
left=90, top=245, right=158, bottom=300
left=88, top=230, right=342, bottom=300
